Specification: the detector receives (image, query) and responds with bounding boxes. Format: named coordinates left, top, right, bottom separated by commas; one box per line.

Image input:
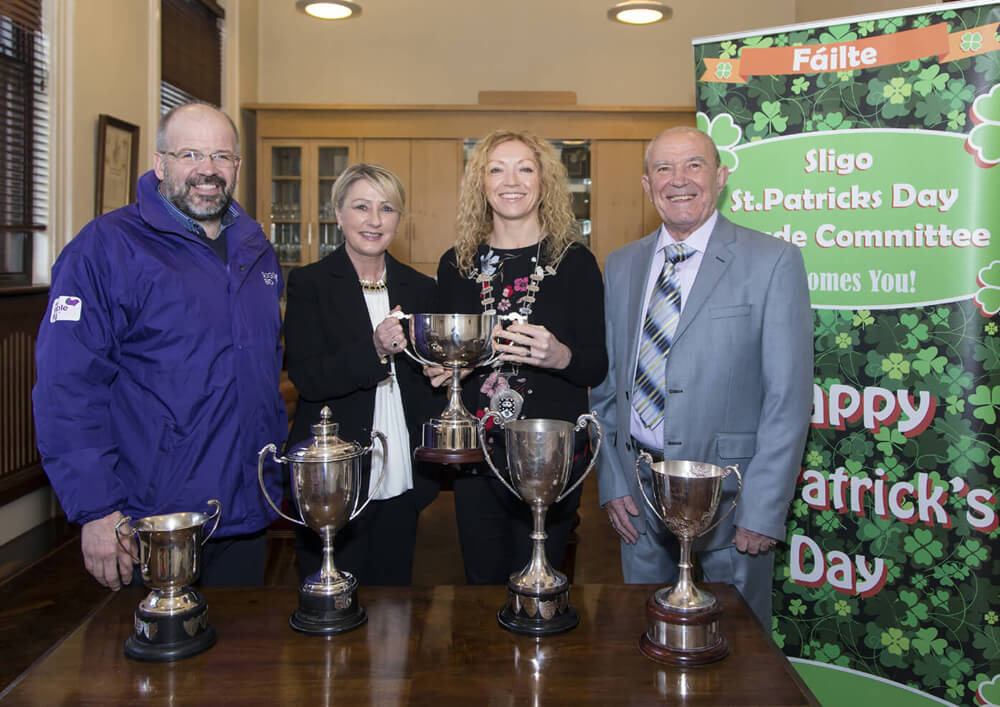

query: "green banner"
left=726, top=129, right=998, bottom=308
left=695, top=2, right=1000, bottom=705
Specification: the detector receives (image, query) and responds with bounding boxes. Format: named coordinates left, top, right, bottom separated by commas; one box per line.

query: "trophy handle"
left=555, top=411, right=603, bottom=503
left=257, top=443, right=307, bottom=527
left=702, top=464, right=743, bottom=537
left=479, top=316, right=525, bottom=368
left=634, top=450, right=665, bottom=523
left=113, top=515, right=140, bottom=563
left=389, top=310, right=442, bottom=368
left=478, top=410, right=521, bottom=499
left=201, top=499, right=222, bottom=544
left=351, top=430, right=388, bottom=521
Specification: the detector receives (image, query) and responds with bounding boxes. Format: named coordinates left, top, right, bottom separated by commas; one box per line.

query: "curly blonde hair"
left=454, top=130, right=579, bottom=277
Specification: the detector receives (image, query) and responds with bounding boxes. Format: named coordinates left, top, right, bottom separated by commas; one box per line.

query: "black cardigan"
left=435, top=242, right=608, bottom=425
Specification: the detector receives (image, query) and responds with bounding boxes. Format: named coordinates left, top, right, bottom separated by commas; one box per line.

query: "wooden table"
left=1, top=583, right=817, bottom=705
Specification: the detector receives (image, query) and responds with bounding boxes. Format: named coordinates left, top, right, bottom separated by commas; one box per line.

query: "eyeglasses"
left=160, top=150, right=241, bottom=167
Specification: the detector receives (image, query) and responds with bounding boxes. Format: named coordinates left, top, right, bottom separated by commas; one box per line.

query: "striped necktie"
left=633, top=241, right=696, bottom=428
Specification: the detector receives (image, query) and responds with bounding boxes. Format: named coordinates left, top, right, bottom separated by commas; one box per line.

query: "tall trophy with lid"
left=258, top=406, right=386, bottom=635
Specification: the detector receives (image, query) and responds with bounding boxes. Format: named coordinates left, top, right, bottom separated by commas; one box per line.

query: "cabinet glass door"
left=317, top=146, right=349, bottom=259
left=270, top=146, right=303, bottom=265
left=554, top=140, right=592, bottom=247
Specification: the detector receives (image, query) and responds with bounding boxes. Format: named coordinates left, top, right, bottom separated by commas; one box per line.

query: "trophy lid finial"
left=311, top=405, right=340, bottom=440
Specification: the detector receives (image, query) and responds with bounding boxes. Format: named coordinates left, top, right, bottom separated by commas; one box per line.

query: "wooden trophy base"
left=417, top=419, right=484, bottom=464
left=638, top=593, right=729, bottom=666
left=414, top=446, right=484, bottom=464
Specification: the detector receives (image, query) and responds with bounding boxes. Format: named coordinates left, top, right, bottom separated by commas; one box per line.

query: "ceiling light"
left=296, top=1, right=361, bottom=20
left=608, top=2, right=671, bottom=25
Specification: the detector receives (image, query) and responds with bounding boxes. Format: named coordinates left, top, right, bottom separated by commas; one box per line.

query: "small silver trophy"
left=479, top=412, right=602, bottom=635
left=635, top=454, right=742, bottom=665
left=115, top=499, right=221, bottom=662
left=258, top=406, right=386, bottom=635
left=392, top=312, right=497, bottom=463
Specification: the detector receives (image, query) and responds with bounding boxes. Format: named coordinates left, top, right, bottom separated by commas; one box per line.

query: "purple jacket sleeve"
left=33, top=228, right=127, bottom=524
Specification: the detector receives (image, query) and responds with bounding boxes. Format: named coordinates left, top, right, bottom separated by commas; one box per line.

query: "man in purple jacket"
left=33, top=102, right=287, bottom=590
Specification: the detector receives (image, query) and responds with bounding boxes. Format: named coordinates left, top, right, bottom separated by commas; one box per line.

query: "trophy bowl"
left=259, top=406, right=386, bottom=635
left=114, top=499, right=221, bottom=662
left=479, top=411, right=602, bottom=636
left=397, top=312, right=497, bottom=463
left=635, top=455, right=742, bottom=666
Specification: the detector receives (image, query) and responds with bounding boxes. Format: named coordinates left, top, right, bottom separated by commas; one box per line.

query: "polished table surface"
left=1, top=583, right=817, bottom=705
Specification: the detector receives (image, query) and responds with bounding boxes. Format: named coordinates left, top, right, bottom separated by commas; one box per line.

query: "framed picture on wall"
left=95, top=114, right=140, bottom=216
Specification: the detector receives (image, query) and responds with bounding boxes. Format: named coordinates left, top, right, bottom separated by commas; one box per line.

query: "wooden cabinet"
left=249, top=105, right=694, bottom=273
left=360, top=138, right=463, bottom=277
left=258, top=139, right=357, bottom=268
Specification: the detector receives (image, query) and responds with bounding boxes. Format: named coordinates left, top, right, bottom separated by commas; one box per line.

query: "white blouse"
left=362, top=283, right=413, bottom=500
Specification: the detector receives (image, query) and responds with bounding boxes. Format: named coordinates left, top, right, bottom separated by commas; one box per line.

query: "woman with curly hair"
left=433, top=129, right=608, bottom=584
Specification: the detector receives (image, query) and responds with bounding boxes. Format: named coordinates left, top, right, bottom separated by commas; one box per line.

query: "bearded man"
left=34, top=102, right=287, bottom=589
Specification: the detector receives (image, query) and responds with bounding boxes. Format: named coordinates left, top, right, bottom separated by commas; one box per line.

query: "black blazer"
left=284, top=246, right=443, bottom=509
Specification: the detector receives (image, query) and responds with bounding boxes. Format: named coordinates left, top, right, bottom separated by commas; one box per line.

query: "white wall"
left=255, top=0, right=931, bottom=107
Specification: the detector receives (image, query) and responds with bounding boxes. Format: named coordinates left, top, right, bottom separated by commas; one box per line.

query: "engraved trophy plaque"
left=394, top=312, right=498, bottom=464
left=115, top=499, right=221, bottom=662
left=258, top=406, right=386, bottom=635
left=635, top=454, right=742, bottom=666
left=479, top=411, right=602, bottom=635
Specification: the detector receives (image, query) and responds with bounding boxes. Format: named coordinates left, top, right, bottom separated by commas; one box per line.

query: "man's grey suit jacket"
left=592, top=213, right=814, bottom=550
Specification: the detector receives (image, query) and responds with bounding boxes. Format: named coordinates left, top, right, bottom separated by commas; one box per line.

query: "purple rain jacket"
left=33, top=170, right=287, bottom=536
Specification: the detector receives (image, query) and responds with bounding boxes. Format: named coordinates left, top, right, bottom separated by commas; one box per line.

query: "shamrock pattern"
left=696, top=4, right=1000, bottom=705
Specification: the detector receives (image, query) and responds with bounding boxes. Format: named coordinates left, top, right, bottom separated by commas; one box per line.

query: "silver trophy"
left=392, top=312, right=498, bottom=463
left=635, top=454, right=742, bottom=665
left=115, top=499, right=221, bottom=662
left=258, top=406, right=386, bottom=635
left=479, top=412, right=602, bottom=635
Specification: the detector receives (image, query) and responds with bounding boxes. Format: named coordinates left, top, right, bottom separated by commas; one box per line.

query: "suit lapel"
left=674, top=215, right=736, bottom=342
left=326, top=246, right=374, bottom=335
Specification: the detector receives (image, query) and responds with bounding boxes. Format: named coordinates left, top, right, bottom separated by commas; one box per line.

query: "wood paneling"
left=409, top=140, right=462, bottom=276
left=591, top=141, right=647, bottom=270
left=250, top=104, right=693, bottom=141
left=250, top=105, right=695, bottom=274
left=0, top=287, right=48, bottom=506
left=361, top=139, right=413, bottom=265
left=478, top=91, right=577, bottom=105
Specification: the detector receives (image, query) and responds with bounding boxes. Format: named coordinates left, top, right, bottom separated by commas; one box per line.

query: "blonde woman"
left=433, top=130, right=607, bottom=584
left=285, top=163, right=441, bottom=585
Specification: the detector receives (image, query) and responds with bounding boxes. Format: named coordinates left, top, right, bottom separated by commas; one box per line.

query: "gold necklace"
left=359, top=274, right=386, bottom=292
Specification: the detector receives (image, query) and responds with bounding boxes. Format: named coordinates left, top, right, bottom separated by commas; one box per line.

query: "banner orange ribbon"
left=700, top=22, right=1000, bottom=84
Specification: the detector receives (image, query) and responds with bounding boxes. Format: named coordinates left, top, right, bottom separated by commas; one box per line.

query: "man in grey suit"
left=592, top=126, right=813, bottom=627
